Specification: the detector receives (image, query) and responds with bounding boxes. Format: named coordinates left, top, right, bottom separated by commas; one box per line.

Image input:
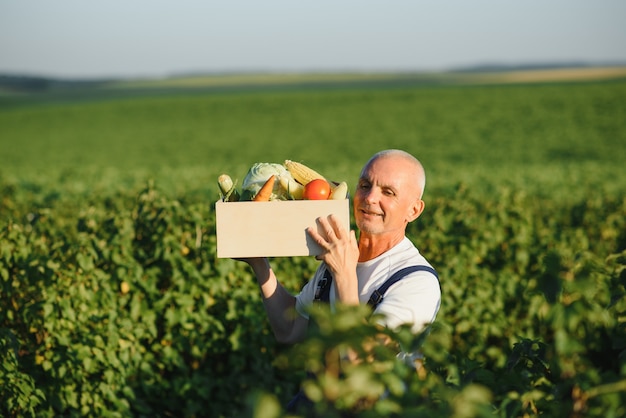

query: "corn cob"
left=329, top=181, right=348, bottom=200
left=217, top=174, right=240, bottom=202
left=284, top=160, right=325, bottom=185
left=278, top=175, right=305, bottom=200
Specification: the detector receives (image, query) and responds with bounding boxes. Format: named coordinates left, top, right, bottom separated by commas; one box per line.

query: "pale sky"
left=1, top=0, right=625, bottom=79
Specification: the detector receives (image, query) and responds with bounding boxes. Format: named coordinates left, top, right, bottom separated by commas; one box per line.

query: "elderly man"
left=242, top=149, right=440, bottom=343
left=241, top=149, right=441, bottom=411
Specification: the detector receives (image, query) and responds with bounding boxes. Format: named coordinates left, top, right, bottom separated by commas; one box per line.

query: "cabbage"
left=241, top=162, right=292, bottom=201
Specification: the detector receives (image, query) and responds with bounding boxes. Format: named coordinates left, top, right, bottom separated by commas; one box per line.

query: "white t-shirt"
left=295, top=237, right=441, bottom=334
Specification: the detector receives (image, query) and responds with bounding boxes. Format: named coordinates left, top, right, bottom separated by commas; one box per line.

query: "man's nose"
left=364, top=188, right=379, bottom=203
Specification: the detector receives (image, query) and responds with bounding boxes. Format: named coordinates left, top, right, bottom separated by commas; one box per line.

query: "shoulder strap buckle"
left=314, top=268, right=333, bottom=303
left=369, top=289, right=384, bottom=305
left=368, top=265, right=438, bottom=309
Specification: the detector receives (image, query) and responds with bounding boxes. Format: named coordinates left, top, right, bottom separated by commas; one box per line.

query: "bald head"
left=362, top=149, right=426, bottom=198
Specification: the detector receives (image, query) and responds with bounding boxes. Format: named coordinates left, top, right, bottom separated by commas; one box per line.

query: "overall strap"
left=313, top=268, right=333, bottom=303
left=367, top=265, right=438, bottom=308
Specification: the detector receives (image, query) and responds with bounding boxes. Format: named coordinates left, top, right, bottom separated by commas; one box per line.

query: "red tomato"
left=303, top=179, right=331, bottom=200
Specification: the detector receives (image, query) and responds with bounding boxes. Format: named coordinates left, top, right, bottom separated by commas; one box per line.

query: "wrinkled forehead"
left=362, top=153, right=420, bottom=176
left=360, top=154, right=425, bottom=196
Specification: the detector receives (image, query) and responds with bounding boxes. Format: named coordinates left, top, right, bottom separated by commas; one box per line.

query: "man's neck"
left=357, top=232, right=405, bottom=262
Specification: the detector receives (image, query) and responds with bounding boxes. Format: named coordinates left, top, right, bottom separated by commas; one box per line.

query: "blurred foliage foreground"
left=1, top=179, right=625, bottom=417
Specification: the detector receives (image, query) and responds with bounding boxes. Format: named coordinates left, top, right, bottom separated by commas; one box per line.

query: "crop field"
left=1, top=73, right=625, bottom=417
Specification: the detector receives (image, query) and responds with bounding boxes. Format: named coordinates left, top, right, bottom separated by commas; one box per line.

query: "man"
left=241, top=149, right=441, bottom=344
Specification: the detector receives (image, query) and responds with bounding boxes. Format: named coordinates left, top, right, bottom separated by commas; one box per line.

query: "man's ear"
left=407, top=199, right=425, bottom=223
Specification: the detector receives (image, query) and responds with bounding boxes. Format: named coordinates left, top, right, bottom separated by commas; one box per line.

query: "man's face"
left=353, top=156, right=422, bottom=237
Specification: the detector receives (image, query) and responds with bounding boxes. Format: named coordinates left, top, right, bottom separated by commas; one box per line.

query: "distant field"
left=460, top=66, right=626, bottom=84
left=109, top=66, right=626, bottom=89
left=108, top=72, right=410, bottom=89
left=1, top=74, right=625, bottom=202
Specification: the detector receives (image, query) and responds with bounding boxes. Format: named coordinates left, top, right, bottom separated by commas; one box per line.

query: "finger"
left=323, top=218, right=336, bottom=240
left=315, top=216, right=335, bottom=241
left=306, top=225, right=322, bottom=242
left=327, top=214, right=347, bottom=239
left=307, top=226, right=330, bottom=249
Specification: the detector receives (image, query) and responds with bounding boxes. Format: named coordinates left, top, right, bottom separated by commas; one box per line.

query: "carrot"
left=252, top=175, right=276, bottom=202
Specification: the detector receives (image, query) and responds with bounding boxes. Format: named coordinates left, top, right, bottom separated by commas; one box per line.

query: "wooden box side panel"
left=215, top=199, right=350, bottom=258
